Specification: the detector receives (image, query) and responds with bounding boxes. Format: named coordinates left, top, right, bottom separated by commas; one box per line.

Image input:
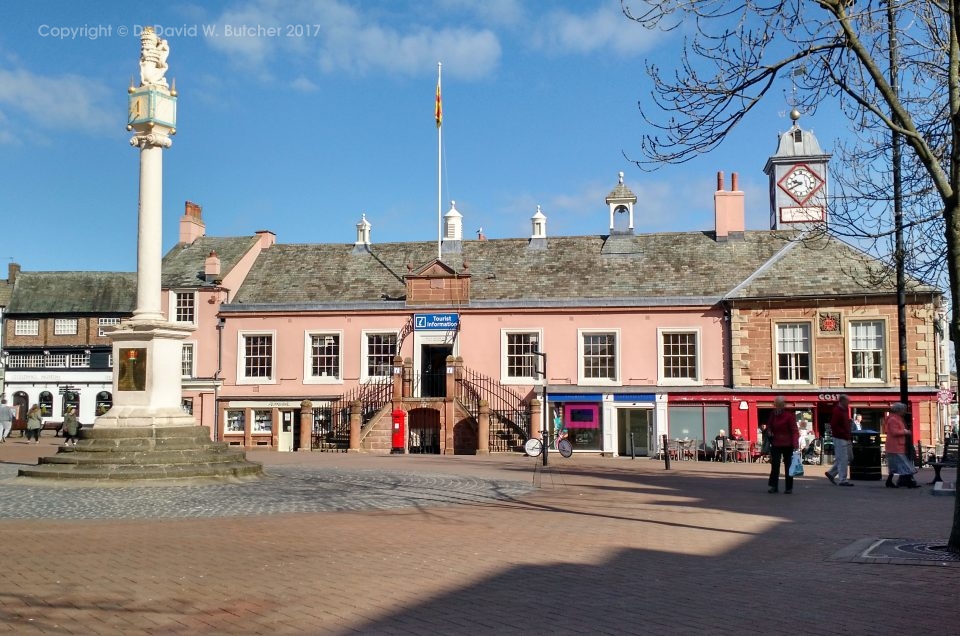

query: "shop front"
left=547, top=392, right=659, bottom=457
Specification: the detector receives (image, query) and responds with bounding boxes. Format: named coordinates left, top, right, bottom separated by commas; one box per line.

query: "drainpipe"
left=722, top=301, right=733, bottom=388
left=213, top=316, right=224, bottom=442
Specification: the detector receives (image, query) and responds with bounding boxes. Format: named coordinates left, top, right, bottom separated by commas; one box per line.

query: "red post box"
left=391, top=409, right=406, bottom=454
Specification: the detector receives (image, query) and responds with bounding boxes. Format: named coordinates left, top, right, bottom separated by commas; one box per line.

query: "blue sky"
left=0, top=0, right=830, bottom=274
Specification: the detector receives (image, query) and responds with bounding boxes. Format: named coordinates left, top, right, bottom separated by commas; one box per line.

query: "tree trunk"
left=946, top=196, right=960, bottom=553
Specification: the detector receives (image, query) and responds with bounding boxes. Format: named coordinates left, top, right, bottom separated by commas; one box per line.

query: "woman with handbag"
left=25, top=404, right=43, bottom=444
left=767, top=396, right=801, bottom=494
left=883, top=403, right=919, bottom=489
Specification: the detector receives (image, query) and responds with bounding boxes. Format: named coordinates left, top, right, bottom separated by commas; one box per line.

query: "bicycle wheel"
left=557, top=438, right=573, bottom=458
left=524, top=438, right=543, bottom=457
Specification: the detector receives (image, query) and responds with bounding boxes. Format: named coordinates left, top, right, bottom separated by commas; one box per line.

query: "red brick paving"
left=1, top=438, right=957, bottom=635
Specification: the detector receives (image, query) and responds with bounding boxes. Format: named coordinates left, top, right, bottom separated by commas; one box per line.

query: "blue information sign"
left=414, top=313, right=460, bottom=330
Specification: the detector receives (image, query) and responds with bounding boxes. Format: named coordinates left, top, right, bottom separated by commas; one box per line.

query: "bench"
left=929, top=440, right=958, bottom=485
left=9, top=419, right=67, bottom=436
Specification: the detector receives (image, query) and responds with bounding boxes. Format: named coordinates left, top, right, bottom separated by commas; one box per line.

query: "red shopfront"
left=669, top=390, right=937, bottom=446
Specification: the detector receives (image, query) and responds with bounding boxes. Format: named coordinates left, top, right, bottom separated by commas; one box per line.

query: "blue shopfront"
left=548, top=392, right=659, bottom=456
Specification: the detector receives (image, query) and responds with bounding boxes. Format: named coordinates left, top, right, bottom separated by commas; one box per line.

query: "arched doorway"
left=408, top=408, right=440, bottom=454
left=12, top=391, right=28, bottom=426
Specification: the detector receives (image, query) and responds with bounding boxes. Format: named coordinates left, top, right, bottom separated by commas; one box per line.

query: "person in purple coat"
left=767, top=396, right=800, bottom=494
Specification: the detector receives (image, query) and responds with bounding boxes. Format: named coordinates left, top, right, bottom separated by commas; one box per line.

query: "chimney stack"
left=714, top=171, right=745, bottom=241
left=180, top=201, right=206, bottom=244
left=7, top=262, right=20, bottom=286
left=204, top=250, right=221, bottom=282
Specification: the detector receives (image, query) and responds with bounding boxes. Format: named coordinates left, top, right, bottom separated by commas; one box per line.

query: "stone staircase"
left=19, top=426, right=263, bottom=481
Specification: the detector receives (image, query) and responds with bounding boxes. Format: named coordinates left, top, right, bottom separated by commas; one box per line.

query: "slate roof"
left=6, top=272, right=136, bottom=315
left=228, top=230, right=938, bottom=310
left=161, top=235, right=261, bottom=288
left=0, top=279, right=11, bottom=308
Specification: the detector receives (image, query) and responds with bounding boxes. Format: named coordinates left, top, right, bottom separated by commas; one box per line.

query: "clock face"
left=128, top=94, right=147, bottom=124
left=780, top=165, right=823, bottom=204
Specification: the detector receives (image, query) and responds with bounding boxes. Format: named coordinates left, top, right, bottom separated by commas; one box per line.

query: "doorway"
left=278, top=410, right=295, bottom=452
left=618, top=408, right=652, bottom=456
left=408, top=408, right=441, bottom=454
left=420, top=344, right=452, bottom=398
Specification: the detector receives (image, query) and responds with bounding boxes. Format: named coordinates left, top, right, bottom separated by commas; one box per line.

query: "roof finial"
left=618, top=171, right=624, bottom=185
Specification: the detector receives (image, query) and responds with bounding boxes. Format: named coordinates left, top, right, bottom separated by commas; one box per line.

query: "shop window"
left=54, top=319, right=78, bottom=335
left=776, top=322, right=811, bottom=383
left=224, top=410, right=245, bottom=435
left=363, top=332, right=397, bottom=379
left=850, top=320, right=885, bottom=381
left=578, top=330, right=619, bottom=384
left=658, top=329, right=700, bottom=384
left=181, top=398, right=193, bottom=415
left=307, top=333, right=341, bottom=381
left=38, top=391, right=53, bottom=417
left=252, top=409, right=273, bottom=434
left=668, top=404, right=730, bottom=454
left=502, top=331, right=541, bottom=382
left=562, top=403, right=601, bottom=451
left=238, top=332, right=275, bottom=383
left=61, top=390, right=80, bottom=416
left=95, top=391, right=113, bottom=416
left=15, top=320, right=39, bottom=336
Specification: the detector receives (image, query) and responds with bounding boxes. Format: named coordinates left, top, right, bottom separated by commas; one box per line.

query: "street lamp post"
left=533, top=351, right=548, bottom=467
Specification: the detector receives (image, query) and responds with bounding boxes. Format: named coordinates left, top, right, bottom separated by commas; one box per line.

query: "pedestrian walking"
left=824, top=394, right=854, bottom=487
left=0, top=398, right=15, bottom=442
left=25, top=404, right=43, bottom=443
left=766, top=396, right=800, bottom=494
left=61, top=407, right=80, bottom=446
left=883, top=403, right=919, bottom=489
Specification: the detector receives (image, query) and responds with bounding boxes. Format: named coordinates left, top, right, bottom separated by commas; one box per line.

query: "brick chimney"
left=204, top=250, right=221, bottom=282
left=180, top=201, right=206, bottom=244
left=7, top=262, right=19, bottom=286
left=714, top=171, right=745, bottom=241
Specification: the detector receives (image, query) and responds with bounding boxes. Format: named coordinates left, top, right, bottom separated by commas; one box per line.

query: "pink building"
left=169, top=119, right=945, bottom=457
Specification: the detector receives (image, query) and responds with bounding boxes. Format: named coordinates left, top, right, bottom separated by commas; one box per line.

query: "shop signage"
left=818, top=393, right=841, bottom=402
left=414, top=313, right=459, bottom=330
left=938, top=389, right=956, bottom=405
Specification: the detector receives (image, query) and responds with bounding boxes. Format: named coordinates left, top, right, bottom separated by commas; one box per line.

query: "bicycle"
left=524, top=429, right=573, bottom=458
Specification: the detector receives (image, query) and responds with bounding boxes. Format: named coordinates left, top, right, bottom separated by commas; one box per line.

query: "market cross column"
left=19, top=28, right=260, bottom=480
left=93, top=25, right=196, bottom=428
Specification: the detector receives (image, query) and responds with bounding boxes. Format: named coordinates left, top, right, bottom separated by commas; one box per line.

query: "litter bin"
left=819, top=435, right=834, bottom=467
left=851, top=429, right=882, bottom=480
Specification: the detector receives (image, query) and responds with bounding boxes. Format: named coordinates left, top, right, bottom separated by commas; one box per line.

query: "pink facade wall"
left=214, top=306, right=726, bottom=397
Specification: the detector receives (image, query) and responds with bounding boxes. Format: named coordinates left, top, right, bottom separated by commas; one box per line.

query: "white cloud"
left=434, top=0, right=525, bottom=27
left=319, top=25, right=499, bottom=79
left=531, top=1, right=664, bottom=56
left=290, top=76, right=319, bottom=92
left=0, top=67, right=114, bottom=143
left=205, top=0, right=501, bottom=80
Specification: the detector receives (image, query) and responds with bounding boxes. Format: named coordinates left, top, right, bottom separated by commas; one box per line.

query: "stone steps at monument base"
left=18, top=461, right=263, bottom=481
left=17, top=425, right=263, bottom=482
left=38, top=448, right=252, bottom=467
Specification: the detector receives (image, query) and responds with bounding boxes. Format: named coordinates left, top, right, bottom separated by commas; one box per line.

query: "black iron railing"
left=456, top=367, right=530, bottom=453
left=314, top=376, right=393, bottom=451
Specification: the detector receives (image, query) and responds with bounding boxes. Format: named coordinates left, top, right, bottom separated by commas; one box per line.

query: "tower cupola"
left=605, top=172, right=636, bottom=235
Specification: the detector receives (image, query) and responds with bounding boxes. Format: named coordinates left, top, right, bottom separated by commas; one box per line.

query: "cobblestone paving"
left=0, top=464, right=533, bottom=519
left=1, top=441, right=958, bottom=635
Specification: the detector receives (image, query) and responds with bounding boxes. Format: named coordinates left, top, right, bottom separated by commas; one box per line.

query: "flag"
left=435, top=79, right=442, bottom=128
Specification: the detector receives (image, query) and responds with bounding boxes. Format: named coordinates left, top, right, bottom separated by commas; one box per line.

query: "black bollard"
left=630, top=432, right=636, bottom=460
left=662, top=433, right=671, bottom=470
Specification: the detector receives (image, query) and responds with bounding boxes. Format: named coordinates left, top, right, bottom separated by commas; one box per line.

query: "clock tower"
left=762, top=109, right=831, bottom=230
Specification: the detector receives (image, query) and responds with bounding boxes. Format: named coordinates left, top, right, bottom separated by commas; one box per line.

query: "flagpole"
left=436, top=61, right=442, bottom=261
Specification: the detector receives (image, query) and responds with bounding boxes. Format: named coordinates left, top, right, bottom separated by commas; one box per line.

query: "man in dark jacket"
left=825, top=395, right=854, bottom=486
